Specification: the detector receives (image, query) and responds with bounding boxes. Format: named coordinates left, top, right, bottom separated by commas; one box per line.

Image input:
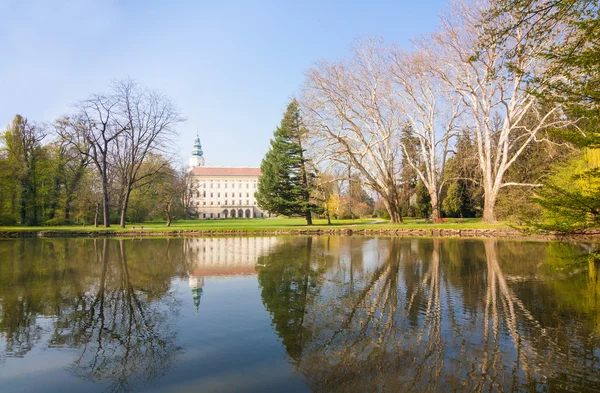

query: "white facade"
left=187, top=135, right=268, bottom=219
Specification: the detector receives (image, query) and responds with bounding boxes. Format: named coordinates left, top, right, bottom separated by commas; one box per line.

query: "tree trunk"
left=482, top=191, right=497, bottom=223
left=383, top=194, right=403, bottom=224
left=166, top=200, right=172, bottom=227
left=19, top=180, right=27, bottom=224
left=306, top=210, right=313, bottom=226
left=94, top=203, right=100, bottom=227
left=102, top=172, right=110, bottom=228
left=119, top=183, right=132, bottom=228
left=430, top=193, right=441, bottom=221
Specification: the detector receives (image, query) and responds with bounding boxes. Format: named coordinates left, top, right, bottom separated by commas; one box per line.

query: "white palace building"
left=188, top=135, right=268, bottom=219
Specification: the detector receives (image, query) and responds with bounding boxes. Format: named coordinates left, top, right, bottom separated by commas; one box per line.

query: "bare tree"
left=430, top=0, right=572, bottom=221
left=112, top=79, right=183, bottom=228
left=58, top=80, right=183, bottom=228
left=57, top=94, right=126, bottom=228
left=388, top=45, right=463, bottom=220
left=302, top=39, right=405, bottom=223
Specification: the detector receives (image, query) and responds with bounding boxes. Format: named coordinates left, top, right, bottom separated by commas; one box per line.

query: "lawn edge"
left=0, top=227, right=596, bottom=241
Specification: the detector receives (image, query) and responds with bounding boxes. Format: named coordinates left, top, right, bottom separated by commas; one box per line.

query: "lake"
left=0, top=236, right=599, bottom=392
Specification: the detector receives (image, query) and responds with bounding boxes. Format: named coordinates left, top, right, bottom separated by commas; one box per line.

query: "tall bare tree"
left=429, top=0, right=572, bottom=221
left=388, top=45, right=463, bottom=220
left=57, top=80, right=182, bottom=228
left=57, top=94, right=126, bottom=228
left=112, top=79, right=183, bottom=228
left=302, top=39, right=405, bottom=223
left=302, top=38, right=463, bottom=221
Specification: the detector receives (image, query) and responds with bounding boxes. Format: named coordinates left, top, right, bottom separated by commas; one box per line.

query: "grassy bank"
left=0, top=217, right=509, bottom=235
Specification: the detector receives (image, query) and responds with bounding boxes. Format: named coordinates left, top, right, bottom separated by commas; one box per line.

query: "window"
left=238, top=192, right=241, bottom=197
left=196, top=191, right=199, bottom=198
left=211, top=213, right=214, bottom=218
left=239, top=200, right=242, bottom=205
left=203, top=201, right=206, bottom=205
left=210, top=201, right=213, bottom=205
left=203, top=191, right=206, bottom=197
left=246, top=193, right=249, bottom=197
left=246, top=200, right=249, bottom=205
left=211, top=193, right=213, bottom=197
left=218, top=213, right=220, bottom=218
left=225, top=193, right=228, bottom=197
left=218, top=193, right=220, bottom=197
left=211, top=183, right=213, bottom=188
left=218, top=184, right=220, bottom=188
left=246, top=183, right=249, bottom=189
left=225, top=183, right=228, bottom=188
left=232, top=183, right=235, bottom=189
left=225, top=200, right=228, bottom=205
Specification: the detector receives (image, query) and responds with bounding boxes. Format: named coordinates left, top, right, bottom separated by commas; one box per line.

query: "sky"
left=0, top=0, right=448, bottom=168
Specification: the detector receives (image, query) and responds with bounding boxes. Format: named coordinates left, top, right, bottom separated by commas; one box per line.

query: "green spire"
left=192, top=134, right=203, bottom=157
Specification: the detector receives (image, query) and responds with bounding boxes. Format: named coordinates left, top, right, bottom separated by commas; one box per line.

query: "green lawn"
left=0, top=217, right=510, bottom=234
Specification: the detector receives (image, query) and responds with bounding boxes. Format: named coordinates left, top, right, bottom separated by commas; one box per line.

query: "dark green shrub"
left=0, top=214, right=17, bottom=226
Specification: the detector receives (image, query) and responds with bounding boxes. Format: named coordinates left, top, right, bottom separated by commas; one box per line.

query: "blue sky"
left=0, top=0, right=448, bottom=167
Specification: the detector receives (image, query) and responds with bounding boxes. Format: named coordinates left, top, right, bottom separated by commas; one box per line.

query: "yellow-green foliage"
left=532, top=149, right=600, bottom=232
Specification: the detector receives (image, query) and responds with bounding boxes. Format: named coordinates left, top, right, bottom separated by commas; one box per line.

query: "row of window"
left=201, top=182, right=257, bottom=189
left=195, top=200, right=256, bottom=206
left=201, top=212, right=266, bottom=219
left=196, top=191, right=252, bottom=198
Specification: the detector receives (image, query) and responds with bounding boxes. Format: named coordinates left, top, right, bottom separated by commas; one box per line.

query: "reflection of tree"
left=257, top=237, right=321, bottom=360
left=0, top=239, right=88, bottom=357
left=259, top=237, right=600, bottom=392
left=53, top=240, right=181, bottom=392
left=0, top=238, right=184, bottom=392
left=473, top=239, right=547, bottom=391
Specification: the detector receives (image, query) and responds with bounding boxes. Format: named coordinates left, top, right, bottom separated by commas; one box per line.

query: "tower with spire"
left=189, top=133, right=205, bottom=168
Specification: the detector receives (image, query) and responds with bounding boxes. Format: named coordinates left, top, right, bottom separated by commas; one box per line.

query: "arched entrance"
left=223, top=209, right=228, bottom=218
left=230, top=209, right=236, bottom=218
left=245, top=209, right=251, bottom=218
left=238, top=209, right=243, bottom=218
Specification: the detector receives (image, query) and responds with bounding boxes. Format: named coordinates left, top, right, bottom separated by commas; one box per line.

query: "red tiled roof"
left=189, top=167, right=262, bottom=176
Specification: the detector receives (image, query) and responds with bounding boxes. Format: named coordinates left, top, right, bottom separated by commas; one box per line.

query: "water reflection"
left=257, top=237, right=600, bottom=392
left=0, top=238, right=183, bottom=392
left=184, top=237, right=281, bottom=313
left=0, top=236, right=599, bottom=392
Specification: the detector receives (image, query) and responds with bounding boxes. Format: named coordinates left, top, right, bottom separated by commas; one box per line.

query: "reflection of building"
left=189, top=276, right=204, bottom=314
left=187, top=134, right=269, bottom=219
left=186, top=237, right=281, bottom=313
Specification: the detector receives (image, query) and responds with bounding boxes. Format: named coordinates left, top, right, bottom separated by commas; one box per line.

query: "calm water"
left=0, top=237, right=599, bottom=393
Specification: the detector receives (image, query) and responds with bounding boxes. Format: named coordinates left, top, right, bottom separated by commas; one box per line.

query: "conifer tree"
left=256, top=100, right=321, bottom=225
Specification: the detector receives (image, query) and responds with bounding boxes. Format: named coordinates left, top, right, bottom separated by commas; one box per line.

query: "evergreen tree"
left=256, top=100, right=322, bottom=225
left=442, top=134, right=483, bottom=218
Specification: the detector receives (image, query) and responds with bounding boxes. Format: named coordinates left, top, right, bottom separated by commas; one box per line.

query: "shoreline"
left=0, top=227, right=598, bottom=241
